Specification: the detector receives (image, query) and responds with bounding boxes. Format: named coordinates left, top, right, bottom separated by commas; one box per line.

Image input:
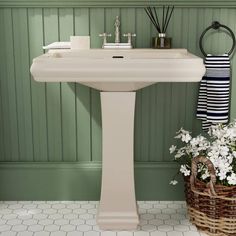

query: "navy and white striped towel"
left=196, top=54, right=231, bottom=131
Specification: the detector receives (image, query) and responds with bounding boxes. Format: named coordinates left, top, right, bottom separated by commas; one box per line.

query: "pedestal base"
left=97, top=92, right=139, bottom=230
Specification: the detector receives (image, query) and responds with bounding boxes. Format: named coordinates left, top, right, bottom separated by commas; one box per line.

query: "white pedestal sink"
left=31, top=48, right=205, bottom=230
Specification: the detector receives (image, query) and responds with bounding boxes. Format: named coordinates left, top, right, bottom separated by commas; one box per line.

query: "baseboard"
left=0, top=161, right=184, bottom=200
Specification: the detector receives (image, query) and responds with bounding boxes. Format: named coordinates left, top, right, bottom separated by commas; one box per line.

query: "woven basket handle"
left=190, top=155, right=217, bottom=196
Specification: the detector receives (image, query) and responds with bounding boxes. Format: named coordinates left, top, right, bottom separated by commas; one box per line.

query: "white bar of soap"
left=70, top=36, right=90, bottom=49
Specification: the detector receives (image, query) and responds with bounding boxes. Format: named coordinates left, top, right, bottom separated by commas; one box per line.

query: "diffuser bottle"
left=153, top=33, right=172, bottom=49
left=145, top=6, right=174, bottom=49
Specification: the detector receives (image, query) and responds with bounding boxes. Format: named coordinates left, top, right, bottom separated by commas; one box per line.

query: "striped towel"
left=196, top=54, right=231, bottom=131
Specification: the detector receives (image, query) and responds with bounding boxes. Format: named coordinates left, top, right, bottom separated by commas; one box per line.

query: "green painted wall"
left=0, top=3, right=236, bottom=200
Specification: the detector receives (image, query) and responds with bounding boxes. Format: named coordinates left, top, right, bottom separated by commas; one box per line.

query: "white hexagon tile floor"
left=0, top=201, right=209, bottom=236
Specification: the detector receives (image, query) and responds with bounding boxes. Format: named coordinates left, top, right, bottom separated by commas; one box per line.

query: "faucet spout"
left=114, top=16, right=120, bottom=44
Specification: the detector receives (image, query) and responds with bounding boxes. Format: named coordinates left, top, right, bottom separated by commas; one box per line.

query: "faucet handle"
left=99, top=33, right=112, bottom=45
left=123, top=33, right=136, bottom=44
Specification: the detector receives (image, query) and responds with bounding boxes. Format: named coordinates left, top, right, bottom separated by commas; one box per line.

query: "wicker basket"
left=184, top=156, right=236, bottom=236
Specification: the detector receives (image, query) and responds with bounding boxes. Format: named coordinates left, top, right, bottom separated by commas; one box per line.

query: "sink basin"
left=30, top=47, right=205, bottom=230
left=30, top=48, right=205, bottom=91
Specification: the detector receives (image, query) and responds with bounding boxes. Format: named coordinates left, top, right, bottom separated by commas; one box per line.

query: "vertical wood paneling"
left=74, top=8, right=92, bottom=162
left=0, top=8, right=19, bottom=161
left=90, top=8, right=104, bottom=162
left=44, top=8, right=63, bottom=162
left=90, top=8, right=104, bottom=48
left=0, top=9, right=6, bottom=160
left=59, top=8, right=77, bottom=162
left=185, top=8, right=201, bottom=135
left=120, top=8, right=136, bottom=46
left=74, top=8, right=90, bottom=36
left=12, top=8, right=34, bottom=161
left=28, top=8, right=48, bottom=161
left=0, top=7, right=236, bottom=164
left=135, top=8, right=153, bottom=162
left=0, top=77, right=4, bottom=159
left=162, top=83, right=172, bottom=161
left=134, top=9, right=147, bottom=162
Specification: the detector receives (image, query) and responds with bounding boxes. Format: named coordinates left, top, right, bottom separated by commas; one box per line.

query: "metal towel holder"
left=199, top=21, right=236, bottom=57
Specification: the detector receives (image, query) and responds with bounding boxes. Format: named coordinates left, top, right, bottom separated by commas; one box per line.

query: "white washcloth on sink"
left=43, top=42, right=71, bottom=50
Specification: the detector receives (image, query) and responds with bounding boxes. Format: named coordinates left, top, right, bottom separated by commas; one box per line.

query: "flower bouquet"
left=169, top=121, right=236, bottom=236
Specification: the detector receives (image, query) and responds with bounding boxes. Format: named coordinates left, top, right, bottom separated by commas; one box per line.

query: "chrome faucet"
left=99, top=16, right=136, bottom=48
left=114, top=16, right=120, bottom=43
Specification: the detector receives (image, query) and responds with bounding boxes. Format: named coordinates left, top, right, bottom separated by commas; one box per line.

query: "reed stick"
left=144, top=5, right=174, bottom=34
left=162, top=6, right=165, bottom=32
left=153, top=7, right=161, bottom=32
left=164, top=6, right=174, bottom=33
left=163, top=6, right=170, bottom=33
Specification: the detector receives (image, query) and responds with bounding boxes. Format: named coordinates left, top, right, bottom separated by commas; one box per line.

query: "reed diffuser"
left=145, top=6, right=174, bottom=49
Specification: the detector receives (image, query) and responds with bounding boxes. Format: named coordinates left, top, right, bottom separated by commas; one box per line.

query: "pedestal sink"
left=31, top=48, right=205, bottom=230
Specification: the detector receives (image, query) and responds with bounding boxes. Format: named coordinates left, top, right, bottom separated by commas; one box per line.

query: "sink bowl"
left=30, top=48, right=205, bottom=91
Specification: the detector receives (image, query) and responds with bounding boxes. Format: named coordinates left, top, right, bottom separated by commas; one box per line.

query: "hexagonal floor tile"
left=38, top=219, right=53, bottom=226
left=77, top=224, right=92, bottom=232
left=44, top=224, right=60, bottom=232
left=27, top=224, right=44, bottom=232
left=84, top=231, right=100, bottom=236
left=11, top=225, right=28, bottom=232
left=33, top=214, right=48, bottom=220
left=22, top=219, right=38, bottom=226
left=17, top=231, right=33, bottom=236
left=79, top=213, right=93, bottom=220
left=6, top=219, right=22, bottom=226
left=158, top=225, right=174, bottom=232
left=0, top=201, right=205, bottom=236
left=60, top=224, right=76, bottom=232
left=54, top=219, right=69, bottom=226
left=70, top=219, right=85, bottom=226
left=34, top=232, right=50, bottom=236
left=140, top=213, right=155, bottom=220
left=67, top=231, right=83, bottom=236
left=0, top=231, right=17, bottom=236
left=51, top=204, right=66, bottom=209
left=50, top=231, right=67, bottom=236
left=0, top=225, right=12, bottom=232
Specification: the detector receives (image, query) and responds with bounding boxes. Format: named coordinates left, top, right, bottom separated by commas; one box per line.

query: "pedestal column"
left=97, top=92, right=139, bottom=230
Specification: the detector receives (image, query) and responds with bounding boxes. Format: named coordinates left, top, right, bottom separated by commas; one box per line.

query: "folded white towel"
left=43, top=42, right=71, bottom=50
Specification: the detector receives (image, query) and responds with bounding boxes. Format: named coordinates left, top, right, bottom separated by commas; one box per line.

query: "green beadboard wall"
left=0, top=1, right=236, bottom=200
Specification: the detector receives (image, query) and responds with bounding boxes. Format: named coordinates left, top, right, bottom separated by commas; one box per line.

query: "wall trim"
left=0, top=161, right=179, bottom=169
left=0, top=0, right=236, bottom=7
left=0, top=161, right=183, bottom=201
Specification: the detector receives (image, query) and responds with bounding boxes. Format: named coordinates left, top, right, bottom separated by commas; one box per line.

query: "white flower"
left=181, top=133, right=192, bottom=143
left=174, top=149, right=185, bottom=159
left=180, top=165, right=191, bottom=176
left=170, top=121, right=236, bottom=186
left=169, top=180, right=178, bottom=185
left=218, top=169, right=228, bottom=181
left=233, top=151, right=236, bottom=158
left=202, top=172, right=210, bottom=180
left=219, top=146, right=229, bottom=157
left=227, top=172, right=236, bottom=185
left=175, top=128, right=192, bottom=143
left=169, top=145, right=176, bottom=154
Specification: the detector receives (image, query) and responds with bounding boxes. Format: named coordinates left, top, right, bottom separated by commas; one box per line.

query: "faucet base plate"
left=103, top=43, right=132, bottom=49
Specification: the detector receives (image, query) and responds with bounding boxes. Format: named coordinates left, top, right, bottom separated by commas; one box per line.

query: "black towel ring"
left=199, top=21, right=236, bottom=57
